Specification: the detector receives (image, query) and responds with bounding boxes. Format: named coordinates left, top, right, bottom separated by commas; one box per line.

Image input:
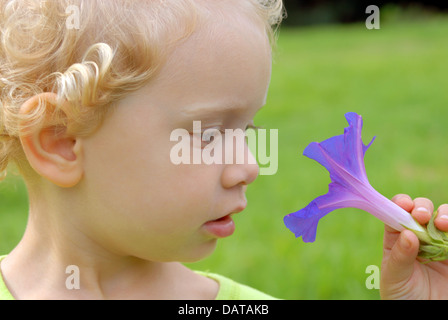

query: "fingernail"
left=437, top=214, right=448, bottom=222
left=415, top=207, right=429, bottom=214
left=415, top=207, right=431, bottom=220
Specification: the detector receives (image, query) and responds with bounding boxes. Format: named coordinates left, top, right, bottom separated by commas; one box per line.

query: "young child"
left=0, top=0, right=447, bottom=300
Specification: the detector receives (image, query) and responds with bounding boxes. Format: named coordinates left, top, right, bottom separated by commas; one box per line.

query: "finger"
left=383, top=223, right=401, bottom=252
left=411, top=197, right=434, bottom=225
left=381, top=230, right=419, bottom=286
left=435, top=204, right=448, bottom=232
left=392, top=194, right=414, bottom=212
left=387, top=194, right=414, bottom=234
left=385, top=193, right=414, bottom=234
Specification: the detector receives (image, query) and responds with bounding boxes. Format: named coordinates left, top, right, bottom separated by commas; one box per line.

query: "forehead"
left=151, top=7, right=272, bottom=111
left=170, top=3, right=272, bottom=70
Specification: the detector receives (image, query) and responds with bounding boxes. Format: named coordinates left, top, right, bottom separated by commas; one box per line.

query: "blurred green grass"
left=2, top=17, right=448, bottom=300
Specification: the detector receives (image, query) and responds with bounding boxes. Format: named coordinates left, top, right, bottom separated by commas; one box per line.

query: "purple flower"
left=284, top=112, right=425, bottom=243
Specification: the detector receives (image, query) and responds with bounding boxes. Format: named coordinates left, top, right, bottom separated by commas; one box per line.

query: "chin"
left=133, top=238, right=218, bottom=263
left=177, top=239, right=218, bottom=263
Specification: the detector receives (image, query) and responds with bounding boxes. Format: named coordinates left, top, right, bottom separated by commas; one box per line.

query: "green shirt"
left=195, top=271, right=276, bottom=300
left=0, top=256, right=276, bottom=300
left=0, top=256, right=13, bottom=300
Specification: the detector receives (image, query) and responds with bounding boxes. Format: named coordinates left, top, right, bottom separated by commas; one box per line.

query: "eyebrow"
left=179, top=100, right=264, bottom=118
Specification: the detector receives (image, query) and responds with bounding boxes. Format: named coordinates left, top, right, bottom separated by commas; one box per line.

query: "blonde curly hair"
left=0, top=0, right=285, bottom=182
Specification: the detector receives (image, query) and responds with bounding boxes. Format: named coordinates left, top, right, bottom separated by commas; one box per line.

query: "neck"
left=1, top=208, right=215, bottom=299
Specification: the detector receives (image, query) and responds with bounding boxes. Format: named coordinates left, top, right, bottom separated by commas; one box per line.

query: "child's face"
left=78, top=15, right=272, bottom=262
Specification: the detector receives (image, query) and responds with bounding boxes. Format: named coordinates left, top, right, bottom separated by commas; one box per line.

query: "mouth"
left=203, top=203, right=247, bottom=238
left=203, top=214, right=235, bottom=238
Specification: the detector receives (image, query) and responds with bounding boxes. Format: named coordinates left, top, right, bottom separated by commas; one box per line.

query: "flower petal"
left=284, top=182, right=367, bottom=242
left=303, top=112, right=375, bottom=186
left=284, top=112, right=424, bottom=243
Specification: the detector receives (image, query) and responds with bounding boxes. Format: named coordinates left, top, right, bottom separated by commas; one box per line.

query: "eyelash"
left=192, top=124, right=262, bottom=148
left=246, top=124, right=263, bottom=131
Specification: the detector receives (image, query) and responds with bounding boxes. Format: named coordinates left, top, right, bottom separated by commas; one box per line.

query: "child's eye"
left=189, top=128, right=223, bottom=149
left=202, top=129, right=219, bottom=143
left=202, top=128, right=225, bottom=148
left=191, top=124, right=262, bottom=149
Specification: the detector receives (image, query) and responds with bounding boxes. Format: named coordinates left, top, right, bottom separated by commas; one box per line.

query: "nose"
left=221, top=143, right=259, bottom=189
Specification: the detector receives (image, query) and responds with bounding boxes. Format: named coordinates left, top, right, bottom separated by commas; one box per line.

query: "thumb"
left=382, top=230, right=419, bottom=289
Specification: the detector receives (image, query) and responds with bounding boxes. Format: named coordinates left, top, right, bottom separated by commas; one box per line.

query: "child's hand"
left=380, top=194, right=448, bottom=299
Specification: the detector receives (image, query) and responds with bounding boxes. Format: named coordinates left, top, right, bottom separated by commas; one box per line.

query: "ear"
left=19, top=93, right=84, bottom=188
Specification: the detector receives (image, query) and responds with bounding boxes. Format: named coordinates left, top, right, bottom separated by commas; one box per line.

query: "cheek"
left=83, top=128, right=223, bottom=227
left=146, top=163, right=224, bottom=220
left=81, top=139, right=223, bottom=260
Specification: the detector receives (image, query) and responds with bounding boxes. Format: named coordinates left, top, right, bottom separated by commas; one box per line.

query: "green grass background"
left=1, top=15, right=448, bottom=300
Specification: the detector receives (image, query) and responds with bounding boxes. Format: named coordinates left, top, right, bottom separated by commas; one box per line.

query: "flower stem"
left=405, top=213, right=448, bottom=262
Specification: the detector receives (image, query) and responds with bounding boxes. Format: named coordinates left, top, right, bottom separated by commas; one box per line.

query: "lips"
left=203, top=203, right=247, bottom=238
left=203, top=214, right=235, bottom=238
